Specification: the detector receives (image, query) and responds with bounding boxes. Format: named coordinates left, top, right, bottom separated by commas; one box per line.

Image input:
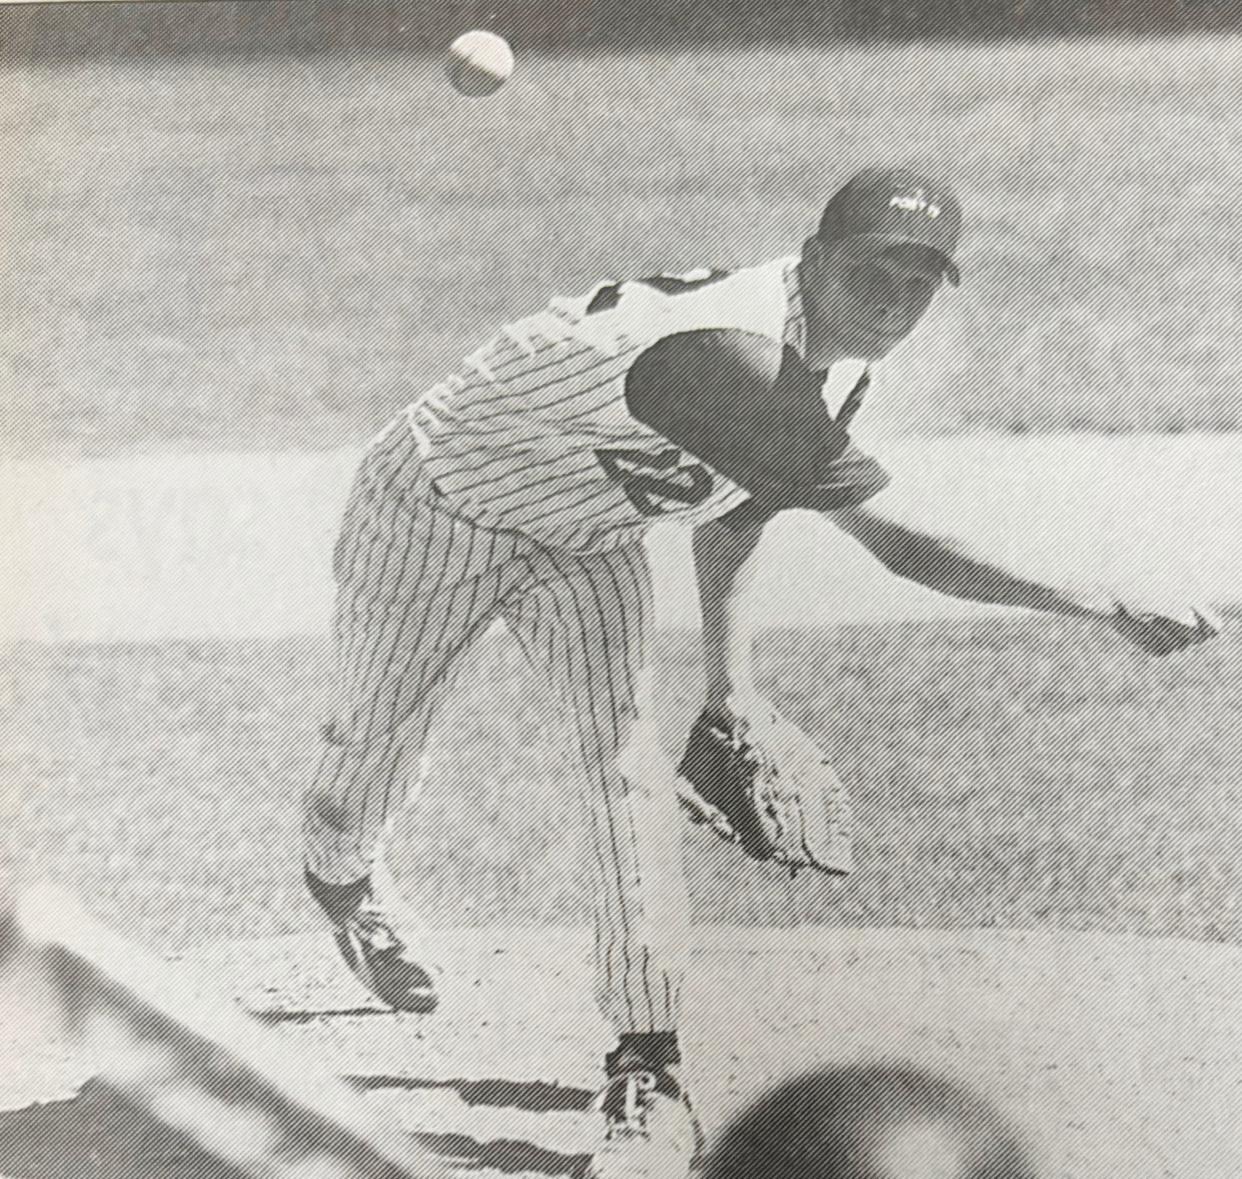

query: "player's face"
left=803, top=239, right=947, bottom=364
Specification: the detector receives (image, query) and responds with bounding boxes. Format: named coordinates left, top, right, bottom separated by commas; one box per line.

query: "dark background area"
left=2, top=0, right=1241, bottom=61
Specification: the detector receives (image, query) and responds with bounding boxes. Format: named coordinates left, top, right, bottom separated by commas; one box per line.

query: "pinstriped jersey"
left=400, top=256, right=863, bottom=551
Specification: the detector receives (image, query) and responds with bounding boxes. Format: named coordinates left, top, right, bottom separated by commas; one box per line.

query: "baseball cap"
left=817, top=166, right=963, bottom=286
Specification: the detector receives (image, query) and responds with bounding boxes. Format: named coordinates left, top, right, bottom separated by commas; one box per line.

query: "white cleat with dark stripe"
left=586, top=1064, right=704, bottom=1179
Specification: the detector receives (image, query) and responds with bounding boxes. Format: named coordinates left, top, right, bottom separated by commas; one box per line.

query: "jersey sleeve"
left=708, top=441, right=889, bottom=530
left=623, top=327, right=891, bottom=513
left=784, top=441, right=890, bottom=512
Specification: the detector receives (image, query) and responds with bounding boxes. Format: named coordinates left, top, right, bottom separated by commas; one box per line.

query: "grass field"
left=4, top=618, right=1239, bottom=952
left=4, top=34, right=1242, bottom=456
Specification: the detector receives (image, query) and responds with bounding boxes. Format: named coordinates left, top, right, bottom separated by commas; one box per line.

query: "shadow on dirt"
left=348, top=1073, right=594, bottom=1112
left=250, top=1005, right=392, bottom=1024
left=0, top=1075, right=589, bottom=1178
left=413, top=1130, right=586, bottom=1176
left=0, top=1079, right=246, bottom=1179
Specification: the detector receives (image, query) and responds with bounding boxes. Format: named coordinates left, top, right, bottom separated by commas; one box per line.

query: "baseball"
left=445, top=29, right=514, bottom=98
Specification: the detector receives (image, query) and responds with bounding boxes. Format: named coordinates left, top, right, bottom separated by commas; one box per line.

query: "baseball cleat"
left=1109, top=599, right=1223, bottom=657
left=305, top=870, right=439, bottom=1014
left=585, top=1062, right=704, bottom=1179
left=1192, top=606, right=1223, bottom=638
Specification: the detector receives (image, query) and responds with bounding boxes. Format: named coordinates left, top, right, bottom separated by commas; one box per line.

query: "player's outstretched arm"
left=828, top=504, right=1220, bottom=656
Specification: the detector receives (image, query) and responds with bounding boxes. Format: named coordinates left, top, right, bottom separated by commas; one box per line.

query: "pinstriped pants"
left=303, top=420, right=690, bottom=1034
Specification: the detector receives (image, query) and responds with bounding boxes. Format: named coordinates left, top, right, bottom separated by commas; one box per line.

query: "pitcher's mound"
left=5, top=926, right=1240, bottom=1178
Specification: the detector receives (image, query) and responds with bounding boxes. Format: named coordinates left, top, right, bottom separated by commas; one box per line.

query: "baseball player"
left=301, top=166, right=1217, bottom=1179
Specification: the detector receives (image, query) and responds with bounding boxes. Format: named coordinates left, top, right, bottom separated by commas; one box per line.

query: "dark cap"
left=818, top=166, right=964, bottom=285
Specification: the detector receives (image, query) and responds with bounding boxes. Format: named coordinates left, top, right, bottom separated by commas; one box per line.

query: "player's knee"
left=304, top=788, right=353, bottom=834
left=318, top=709, right=390, bottom=750
left=319, top=716, right=350, bottom=747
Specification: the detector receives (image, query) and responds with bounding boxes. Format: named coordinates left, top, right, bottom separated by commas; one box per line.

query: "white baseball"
left=446, top=29, right=514, bottom=98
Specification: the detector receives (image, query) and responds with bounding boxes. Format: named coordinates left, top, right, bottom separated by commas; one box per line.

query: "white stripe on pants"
left=303, top=421, right=690, bottom=1034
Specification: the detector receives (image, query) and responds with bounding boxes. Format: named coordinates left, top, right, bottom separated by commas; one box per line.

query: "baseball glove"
left=676, top=702, right=854, bottom=876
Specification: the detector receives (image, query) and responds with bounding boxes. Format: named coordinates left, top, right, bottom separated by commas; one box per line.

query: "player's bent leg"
left=303, top=708, right=444, bottom=1013
left=301, top=423, right=534, bottom=1011
left=302, top=686, right=442, bottom=888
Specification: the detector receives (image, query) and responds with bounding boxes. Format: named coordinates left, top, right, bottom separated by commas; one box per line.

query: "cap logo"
left=889, top=189, right=941, bottom=218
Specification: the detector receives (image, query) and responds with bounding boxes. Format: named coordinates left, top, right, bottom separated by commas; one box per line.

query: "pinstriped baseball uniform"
left=303, top=256, right=878, bottom=1034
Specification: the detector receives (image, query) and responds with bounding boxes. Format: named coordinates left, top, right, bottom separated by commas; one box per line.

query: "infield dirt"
left=4, top=924, right=1241, bottom=1177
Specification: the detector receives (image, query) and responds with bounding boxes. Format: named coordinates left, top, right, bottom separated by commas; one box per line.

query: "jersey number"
left=595, top=447, right=713, bottom=517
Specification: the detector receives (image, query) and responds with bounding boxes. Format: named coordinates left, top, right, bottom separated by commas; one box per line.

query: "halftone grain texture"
left=3, top=37, right=1242, bottom=456
left=3, top=620, right=1238, bottom=951
left=14, top=884, right=439, bottom=1179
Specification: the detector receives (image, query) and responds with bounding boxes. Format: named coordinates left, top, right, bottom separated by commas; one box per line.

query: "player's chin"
left=849, top=335, right=898, bottom=361
left=846, top=326, right=908, bottom=360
